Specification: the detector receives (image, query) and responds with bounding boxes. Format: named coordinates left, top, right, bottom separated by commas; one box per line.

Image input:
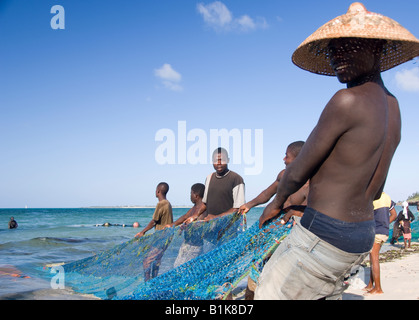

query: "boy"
left=167, top=183, right=206, bottom=228
left=135, top=182, right=173, bottom=281
left=170, top=183, right=207, bottom=267
left=135, top=182, right=173, bottom=238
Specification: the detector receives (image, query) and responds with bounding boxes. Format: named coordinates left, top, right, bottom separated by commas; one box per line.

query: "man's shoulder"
left=228, top=170, right=244, bottom=183
left=325, top=87, right=377, bottom=125
left=373, top=193, right=392, bottom=210
left=277, top=169, right=286, bottom=181
left=330, top=84, right=389, bottom=109
left=328, top=88, right=359, bottom=109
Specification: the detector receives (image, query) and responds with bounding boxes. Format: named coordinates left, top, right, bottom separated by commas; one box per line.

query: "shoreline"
left=232, top=242, right=419, bottom=300
left=343, top=242, right=419, bottom=300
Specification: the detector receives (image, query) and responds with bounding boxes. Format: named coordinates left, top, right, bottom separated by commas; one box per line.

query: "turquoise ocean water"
left=0, top=207, right=261, bottom=299
left=0, top=206, right=417, bottom=299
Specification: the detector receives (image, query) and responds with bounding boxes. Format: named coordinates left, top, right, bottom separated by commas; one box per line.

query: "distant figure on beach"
left=135, top=182, right=173, bottom=281
left=8, top=217, right=18, bottom=229
left=397, top=201, right=415, bottom=249
left=365, top=192, right=397, bottom=295
left=202, top=148, right=245, bottom=221
left=255, top=2, right=419, bottom=299
left=169, top=183, right=207, bottom=267
left=237, top=141, right=309, bottom=300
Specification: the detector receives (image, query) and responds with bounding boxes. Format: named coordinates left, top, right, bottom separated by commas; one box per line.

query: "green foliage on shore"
left=407, top=192, right=419, bottom=202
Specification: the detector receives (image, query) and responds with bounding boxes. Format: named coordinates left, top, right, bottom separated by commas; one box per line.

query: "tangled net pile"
left=59, top=214, right=291, bottom=300
left=53, top=212, right=292, bottom=300
left=60, top=213, right=245, bottom=299
left=125, top=218, right=291, bottom=300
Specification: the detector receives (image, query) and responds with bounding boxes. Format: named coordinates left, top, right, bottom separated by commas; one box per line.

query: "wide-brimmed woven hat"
left=292, top=2, right=419, bottom=76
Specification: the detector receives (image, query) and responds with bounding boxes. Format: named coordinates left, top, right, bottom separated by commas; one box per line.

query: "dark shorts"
left=301, top=207, right=375, bottom=254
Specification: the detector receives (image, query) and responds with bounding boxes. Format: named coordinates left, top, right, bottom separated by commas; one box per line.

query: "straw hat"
left=292, top=2, right=419, bottom=76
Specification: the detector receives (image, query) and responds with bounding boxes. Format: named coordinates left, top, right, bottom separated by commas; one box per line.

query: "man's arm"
left=389, top=207, right=397, bottom=224
left=239, top=171, right=283, bottom=214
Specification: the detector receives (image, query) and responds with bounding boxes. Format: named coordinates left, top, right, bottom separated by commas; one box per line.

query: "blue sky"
left=0, top=0, right=418, bottom=208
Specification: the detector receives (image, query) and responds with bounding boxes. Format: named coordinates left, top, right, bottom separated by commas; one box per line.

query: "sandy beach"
left=343, top=242, right=419, bottom=300
left=231, top=242, right=419, bottom=301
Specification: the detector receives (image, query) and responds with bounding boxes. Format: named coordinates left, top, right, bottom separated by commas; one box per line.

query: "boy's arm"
left=136, top=202, right=162, bottom=237
left=135, top=219, right=156, bottom=238
left=171, top=208, right=193, bottom=227
left=185, top=203, right=207, bottom=224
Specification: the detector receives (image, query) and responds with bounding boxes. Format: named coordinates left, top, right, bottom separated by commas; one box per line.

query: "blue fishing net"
left=123, top=216, right=292, bottom=300
left=411, top=219, right=419, bottom=240
left=49, top=212, right=292, bottom=300
left=57, top=213, right=246, bottom=299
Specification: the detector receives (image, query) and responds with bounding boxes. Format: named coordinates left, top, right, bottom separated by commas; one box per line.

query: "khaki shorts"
left=255, top=222, right=368, bottom=300
left=374, top=234, right=389, bottom=245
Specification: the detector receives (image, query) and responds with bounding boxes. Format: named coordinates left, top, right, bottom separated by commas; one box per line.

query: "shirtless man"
left=239, top=141, right=308, bottom=223
left=255, top=3, right=419, bottom=299
left=239, top=141, right=308, bottom=299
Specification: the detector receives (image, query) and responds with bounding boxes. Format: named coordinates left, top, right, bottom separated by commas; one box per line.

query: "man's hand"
left=259, top=201, right=282, bottom=228
left=183, top=216, right=195, bottom=225
left=238, top=203, right=251, bottom=215
left=135, top=231, right=145, bottom=238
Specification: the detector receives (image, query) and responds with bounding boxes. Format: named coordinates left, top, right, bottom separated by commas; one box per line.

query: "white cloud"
left=236, top=15, right=255, bottom=31
left=197, top=1, right=268, bottom=32
left=395, top=68, right=419, bottom=92
left=197, top=1, right=232, bottom=28
left=154, top=64, right=183, bottom=92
